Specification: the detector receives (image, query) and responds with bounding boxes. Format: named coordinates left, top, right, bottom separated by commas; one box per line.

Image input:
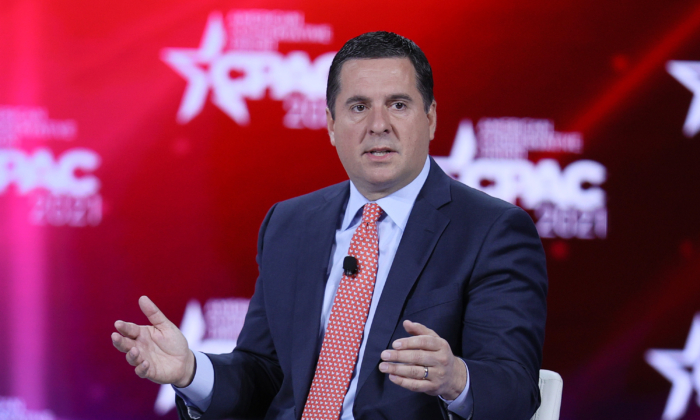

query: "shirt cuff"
left=439, top=358, right=473, bottom=419
left=172, top=351, right=215, bottom=416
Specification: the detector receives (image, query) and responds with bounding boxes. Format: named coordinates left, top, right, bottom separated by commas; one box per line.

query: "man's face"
left=327, top=57, right=437, bottom=201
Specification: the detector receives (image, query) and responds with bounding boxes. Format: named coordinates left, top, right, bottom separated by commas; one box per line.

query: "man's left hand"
left=378, top=320, right=467, bottom=400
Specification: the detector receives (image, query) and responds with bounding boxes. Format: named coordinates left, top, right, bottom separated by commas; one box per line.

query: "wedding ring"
left=423, top=366, right=429, bottom=380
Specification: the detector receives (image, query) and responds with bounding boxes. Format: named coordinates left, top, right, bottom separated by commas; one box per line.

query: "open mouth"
left=366, top=148, right=395, bottom=157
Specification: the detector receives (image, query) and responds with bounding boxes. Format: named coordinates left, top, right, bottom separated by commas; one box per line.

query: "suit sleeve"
left=463, top=206, right=547, bottom=420
left=177, top=203, right=284, bottom=420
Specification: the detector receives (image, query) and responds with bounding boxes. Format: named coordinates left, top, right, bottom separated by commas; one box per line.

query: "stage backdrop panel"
left=1, top=1, right=700, bottom=419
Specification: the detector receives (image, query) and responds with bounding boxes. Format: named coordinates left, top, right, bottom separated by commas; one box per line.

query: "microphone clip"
left=343, top=256, right=358, bottom=277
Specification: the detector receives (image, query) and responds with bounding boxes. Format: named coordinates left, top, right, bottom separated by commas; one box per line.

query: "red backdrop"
left=1, top=1, right=700, bottom=419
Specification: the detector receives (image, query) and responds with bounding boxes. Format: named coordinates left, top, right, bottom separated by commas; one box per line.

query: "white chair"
left=530, top=370, right=563, bottom=420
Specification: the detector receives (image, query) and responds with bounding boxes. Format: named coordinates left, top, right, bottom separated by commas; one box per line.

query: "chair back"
left=530, top=369, right=563, bottom=420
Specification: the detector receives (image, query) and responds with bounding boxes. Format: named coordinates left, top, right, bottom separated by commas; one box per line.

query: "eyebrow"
left=345, top=95, right=370, bottom=106
left=387, top=94, right=414, bottom=103
left=344, top=93, right=415, bottom=106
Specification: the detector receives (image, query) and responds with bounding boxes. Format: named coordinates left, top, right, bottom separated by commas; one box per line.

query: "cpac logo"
left=667, top=60, right=700, bottom=137
left=646, top=314, right=700, bottom=420
left=0, top=106, right=77, bottom=147
left=0, top=148, right=100, bottom=197
left=155, top=298, right=250, bottom=415
left=0, top=105, right=103, bottom=227
left=161, top=10, right=334, bottom=129
left=0, top=148, right=103, bottom=227
left=435, top=118, right=607, bottom=239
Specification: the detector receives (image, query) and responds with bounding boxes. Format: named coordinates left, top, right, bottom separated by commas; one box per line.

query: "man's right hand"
left=111, top=296, right=195, bottom=388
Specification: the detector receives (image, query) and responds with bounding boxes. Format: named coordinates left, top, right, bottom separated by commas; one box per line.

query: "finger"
left=125, top=346, right=144, bottom=367
left=135, top=359, right=150, bottom=378
left=379, top=362, right=431, bottom=380
left=388, top=374, right=435, bottom=394
left=111, top=332, right=136, bottom=353
left=115, top=320, right=141, bottom=340
left=403, top=320, right=438, bottom=337
left=381, top=349, right=437, bottom=366
left=139, top=296, right=170, bottom=327
left=391, top=335, right=443, bottom=352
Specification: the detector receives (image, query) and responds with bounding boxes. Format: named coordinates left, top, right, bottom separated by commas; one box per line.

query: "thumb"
left=403, top=319, right=438, bottom=337
left=139, top=296, right=171, bottom=327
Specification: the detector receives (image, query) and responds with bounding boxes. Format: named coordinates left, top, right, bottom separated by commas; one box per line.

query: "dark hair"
left=326, top=31, right=434, bottom=119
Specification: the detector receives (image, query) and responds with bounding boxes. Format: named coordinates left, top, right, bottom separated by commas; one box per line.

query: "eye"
left=352, top=104, right=366, bottom=112
left=393, top=102, right=407, bottom=110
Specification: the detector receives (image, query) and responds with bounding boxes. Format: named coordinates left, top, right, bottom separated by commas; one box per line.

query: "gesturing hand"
left=378, top=320, right=467, bottom=400
left=111, top=296, right=195, bottom=388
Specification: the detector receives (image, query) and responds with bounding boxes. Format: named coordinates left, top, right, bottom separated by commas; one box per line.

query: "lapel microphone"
left=343, top=256, right=358, bottom=276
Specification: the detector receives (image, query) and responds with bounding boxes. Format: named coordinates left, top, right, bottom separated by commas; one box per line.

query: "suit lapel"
left=291, top=183, right=349, bottom=416
left=356, top=159, right=452, bottom=395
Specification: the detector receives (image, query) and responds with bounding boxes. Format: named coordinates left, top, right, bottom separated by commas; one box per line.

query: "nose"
left=368, top=106, right=390, bottom=135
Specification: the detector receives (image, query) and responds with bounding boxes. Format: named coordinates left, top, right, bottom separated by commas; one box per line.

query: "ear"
left=427, top=101, right=437, bottom=141
left=326, top=107, right=336, bottom=146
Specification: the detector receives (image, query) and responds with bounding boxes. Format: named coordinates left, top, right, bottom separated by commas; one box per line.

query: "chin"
left=365, top=174, right=398, bottom=188
left=365, top=177, right=402, bottom=195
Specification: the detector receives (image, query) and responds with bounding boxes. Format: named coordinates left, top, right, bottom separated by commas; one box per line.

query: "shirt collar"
left=342, top=156, right=431, bottom=231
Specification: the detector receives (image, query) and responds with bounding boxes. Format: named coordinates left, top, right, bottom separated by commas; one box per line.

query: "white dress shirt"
left=175, top=157, right=473, bottom=419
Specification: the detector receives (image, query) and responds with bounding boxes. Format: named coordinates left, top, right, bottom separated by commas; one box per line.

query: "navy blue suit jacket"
left=177, top=158, right=548, bottom=420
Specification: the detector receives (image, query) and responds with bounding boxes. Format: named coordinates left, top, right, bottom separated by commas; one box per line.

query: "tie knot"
left=361, top=203, right=383, bottom=225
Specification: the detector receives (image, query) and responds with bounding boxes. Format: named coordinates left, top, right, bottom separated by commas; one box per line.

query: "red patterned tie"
left=301, top=203, right=383, bottom=420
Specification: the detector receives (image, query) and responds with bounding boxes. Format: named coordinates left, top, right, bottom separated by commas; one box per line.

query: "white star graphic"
left=646, top=313, right=700, bottom=420
left=153, top=299, right=238, bottom=415
left=160, top=12, right=226, bottom=124
left=667, top=60, right=700, bottom=137
left=432, top=119, right=477, bottom=179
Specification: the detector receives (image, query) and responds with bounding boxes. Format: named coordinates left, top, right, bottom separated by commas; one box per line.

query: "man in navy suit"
left=112, top=32, right=547, bottom=420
